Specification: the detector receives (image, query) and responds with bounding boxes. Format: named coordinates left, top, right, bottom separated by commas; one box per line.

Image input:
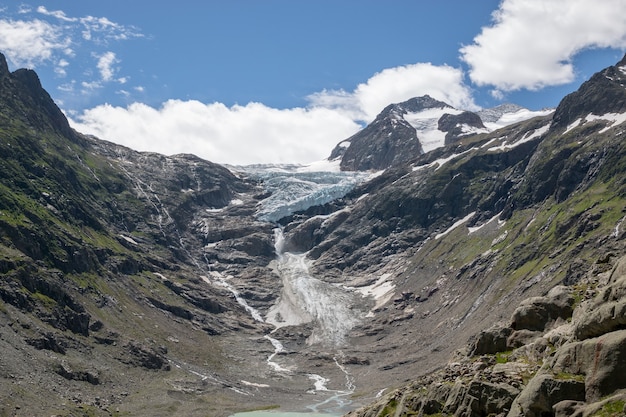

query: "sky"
left=1, top=1, right=625, bottom=165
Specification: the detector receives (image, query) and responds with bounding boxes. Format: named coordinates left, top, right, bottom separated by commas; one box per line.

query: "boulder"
left=510, top=285, right=574, bottom=332
left=552, top=329, right=626, bottom=402
left=443, top=379, right=519, bottom=417
left=573, top=267, right=626, bottom=340
left=469, top=324, right=513, bottom=355
left=506, top=373, right=585, bottom=417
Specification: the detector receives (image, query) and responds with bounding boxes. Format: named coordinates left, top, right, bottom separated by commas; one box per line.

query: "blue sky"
left=1, top=1, right=625, bottom=164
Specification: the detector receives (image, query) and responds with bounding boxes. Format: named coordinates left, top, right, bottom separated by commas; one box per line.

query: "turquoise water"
left=230, top=412, right=341, bottom=417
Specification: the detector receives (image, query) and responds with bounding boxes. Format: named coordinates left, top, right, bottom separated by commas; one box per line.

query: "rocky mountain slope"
left=0, top=50, right=624, bottom=417
left=336, top=56, right=626, bottom=416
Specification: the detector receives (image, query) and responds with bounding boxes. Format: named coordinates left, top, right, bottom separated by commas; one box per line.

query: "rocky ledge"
left=347, top=254, right=626, bottom=417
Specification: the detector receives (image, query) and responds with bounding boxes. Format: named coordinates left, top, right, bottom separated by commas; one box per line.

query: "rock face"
left=438, top=111, right=486, bottom=145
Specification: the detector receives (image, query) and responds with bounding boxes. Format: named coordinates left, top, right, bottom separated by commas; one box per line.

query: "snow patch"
left=460, top=123, right=490, bottom=136
left=435, top=212, right=476, bottom=240
left=119, top=234, right=138, bottom=245
left=486, top=124, right=550, bottom=152
left=347, top=273, right=395, bottom=317
left=492, top=230, right=508, bottom=246
left=468, top=212, right=502, bottom=234
left=483, top=108, right=553, bottom=131
left=404, top=107, right=461, bottom=152
left=412, top=149, right=472, bottom=172
left=565, top=112, right=626, bottom=134
left=241, top=380, right=270, bottom=388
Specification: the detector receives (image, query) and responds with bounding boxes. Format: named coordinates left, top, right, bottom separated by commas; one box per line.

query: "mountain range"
left=0, top=51, right=625, bottom=417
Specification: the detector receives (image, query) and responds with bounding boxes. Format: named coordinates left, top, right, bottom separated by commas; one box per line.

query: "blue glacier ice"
left=240, top=163, right=372, bottom=223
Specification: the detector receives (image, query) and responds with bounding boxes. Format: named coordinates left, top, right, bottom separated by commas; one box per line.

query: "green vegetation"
left=553, top=371, right=585, bottom=382
left=495, top=351, right=512, bottom=364
left=31, top=291, right=57, bottom=309
left=592, top=400, right=626, bottom=417
left=378, top=398, right=398, bottom=417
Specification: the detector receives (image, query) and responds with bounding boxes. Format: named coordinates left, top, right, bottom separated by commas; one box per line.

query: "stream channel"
left=224, top=227, right=363, bottom=417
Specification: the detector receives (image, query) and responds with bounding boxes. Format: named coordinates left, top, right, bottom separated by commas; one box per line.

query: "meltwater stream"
left=261, top=227, right=361, bottom=415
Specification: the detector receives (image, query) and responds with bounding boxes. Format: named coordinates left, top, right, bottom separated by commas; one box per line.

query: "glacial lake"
left=230, top=412, right=341, bottom=417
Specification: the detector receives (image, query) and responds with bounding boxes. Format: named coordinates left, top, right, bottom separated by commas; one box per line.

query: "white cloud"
left=79, top=15, right=143, bottom=43
left=70, top=101, right=361, bottom=165
left=54, top=58, right=69, bottom=76
left=307, top=62, right=477, bottom=122
left=0, top=18, right=72, bottom=67
left=69, top=61, right=479, bottom=165
left=36, top=6, right=77, bottom=22
left=81, top=80, right=102, bottom=91
left=96, top=51, right=118, bottom=81
left=461, top=0, right=626, bottom=92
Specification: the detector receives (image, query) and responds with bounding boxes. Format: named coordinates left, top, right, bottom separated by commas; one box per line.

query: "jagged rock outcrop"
left=439, top=111, right=486, bottom=145
left=552, top=54, right=626, bottom=130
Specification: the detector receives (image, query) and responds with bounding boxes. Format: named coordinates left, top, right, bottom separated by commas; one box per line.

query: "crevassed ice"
left=243, top=164, right=371, bottom=223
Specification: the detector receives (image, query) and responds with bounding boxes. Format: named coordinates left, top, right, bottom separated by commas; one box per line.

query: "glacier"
left=240, top=163, right=372, bottom=223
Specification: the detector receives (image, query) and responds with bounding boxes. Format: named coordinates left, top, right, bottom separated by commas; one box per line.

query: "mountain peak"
left=0, top=53, right=9, bottom=78
left=0, top=54, right=75, bottom=138
left=552, top=53, right=626, bottom=129
left=380, top=95, right=452, bottom=119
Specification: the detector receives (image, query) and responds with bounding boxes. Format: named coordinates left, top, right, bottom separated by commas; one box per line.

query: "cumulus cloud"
left=0, top=18, right=72, bottom=67
left=461, top=0, right=626, bottom=93
left=308, top=62, right=477, bottom=122
left=69, top=60, right=480, bottom=165
left=70, top=101, right=361, bottom=165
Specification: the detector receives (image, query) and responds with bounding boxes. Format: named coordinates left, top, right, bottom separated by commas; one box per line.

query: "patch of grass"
left=31, top=291, right=57, bottom=309
left=379, top=398, right=398, bottom=417
left=495, top=351, right=512, bottom=364
left=553, top=371, right=585, bottom=382
left=592, top=400, right=626, bottom=417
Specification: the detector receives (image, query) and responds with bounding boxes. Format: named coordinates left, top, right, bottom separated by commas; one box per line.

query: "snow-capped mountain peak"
left=329, top=96, right=554, bottom=171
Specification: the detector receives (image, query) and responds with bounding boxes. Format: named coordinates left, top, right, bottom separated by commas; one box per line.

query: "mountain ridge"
left=329, top=94, right=552, bottom=172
